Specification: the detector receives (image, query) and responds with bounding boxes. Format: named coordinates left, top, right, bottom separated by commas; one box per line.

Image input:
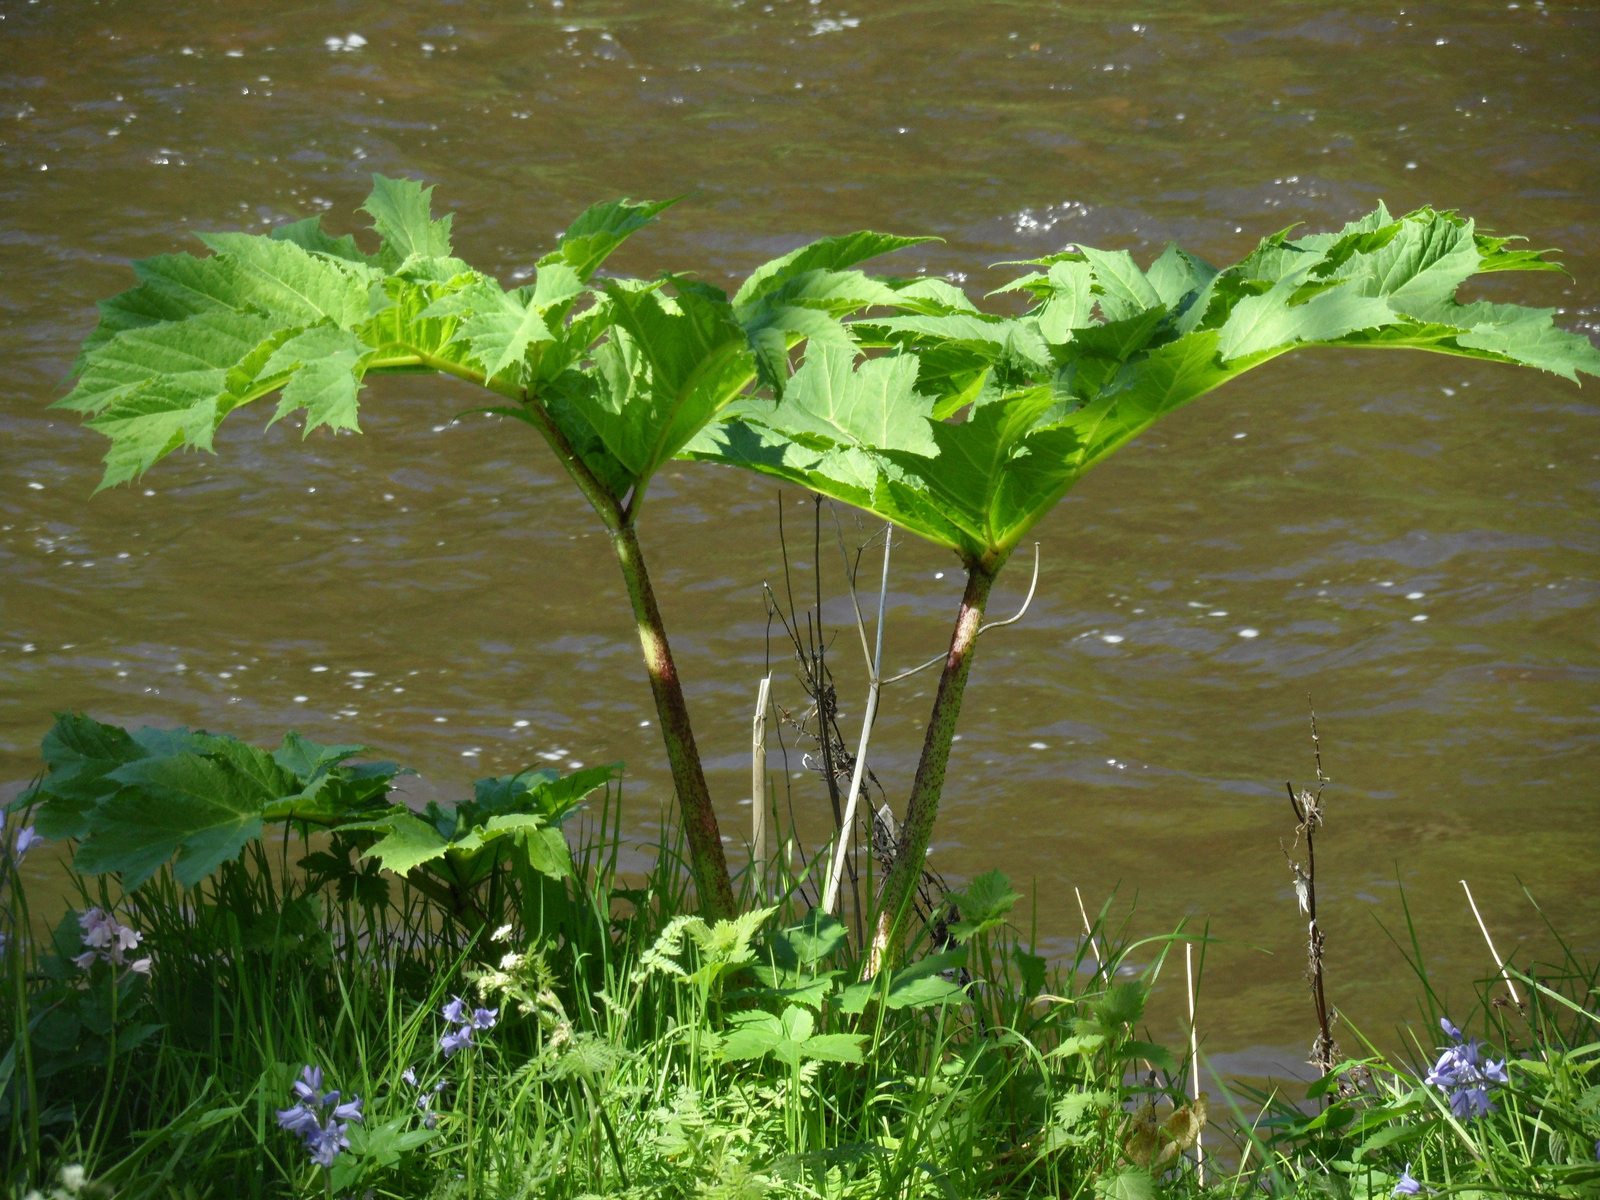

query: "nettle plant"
left=57, top=179, right=1598, bottom=964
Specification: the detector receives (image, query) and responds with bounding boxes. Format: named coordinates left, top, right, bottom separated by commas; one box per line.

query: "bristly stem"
left=612, top=519, right=737, bottom=921
left=866, top=562, right=996, bottom=976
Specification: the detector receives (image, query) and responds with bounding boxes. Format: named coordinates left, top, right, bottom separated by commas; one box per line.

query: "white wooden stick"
left=823, top=526, right=891, bottom=914
left=1460, top=879, right=1522, bottom=1007
left=1075, top=886, right=1102, bottom=971
left=1186, top=940, right=1205, bottom=1186
left=752, top=674, right=771, bottom=901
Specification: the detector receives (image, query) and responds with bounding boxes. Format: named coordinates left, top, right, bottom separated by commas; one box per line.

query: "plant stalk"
left=611, top=519, right=737, bottom=921
left=866, top=562, right=996, bottom=976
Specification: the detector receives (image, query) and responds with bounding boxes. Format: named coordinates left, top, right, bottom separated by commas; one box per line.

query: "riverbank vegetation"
left=2, top=721, right=1596, bottom=1198
left=11, top=181, right=1598, bottom=1195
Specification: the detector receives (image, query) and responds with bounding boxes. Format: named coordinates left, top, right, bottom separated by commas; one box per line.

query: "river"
left=1, top=0, right=1596, bottom=1075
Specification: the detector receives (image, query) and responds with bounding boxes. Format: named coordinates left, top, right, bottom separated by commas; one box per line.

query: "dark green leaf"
left=74, top=753, right=270, bottom=888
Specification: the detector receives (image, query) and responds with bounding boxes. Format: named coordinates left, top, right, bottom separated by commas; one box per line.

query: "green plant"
left=1225, top=933, right=1600, bottom=1199
left=685, top=205, right=1600, bottom=968
left=57, top=176, right=930, bottom=921
left=17, top=712, right=611, bottom=937
left=54, top=184, right=1600, bottom=966
left=6, top=701, right=1221, bottom=1198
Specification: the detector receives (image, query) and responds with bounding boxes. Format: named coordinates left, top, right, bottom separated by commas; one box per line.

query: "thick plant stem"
left=866, top=563, right=996, bottom=976
left=611, top=520, right=737, bottom=921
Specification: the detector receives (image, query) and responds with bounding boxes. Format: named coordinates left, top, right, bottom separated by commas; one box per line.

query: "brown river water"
left=2, top=0, right=1597, bottom=1078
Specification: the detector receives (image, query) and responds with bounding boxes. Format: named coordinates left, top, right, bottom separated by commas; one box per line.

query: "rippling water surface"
left=2, top=0, right=1597, bottom=1072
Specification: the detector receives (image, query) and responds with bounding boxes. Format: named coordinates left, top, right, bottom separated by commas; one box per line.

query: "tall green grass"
left=1, top=795, right=1594, bottom=1199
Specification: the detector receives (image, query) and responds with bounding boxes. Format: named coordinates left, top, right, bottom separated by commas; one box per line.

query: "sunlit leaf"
left=689, top=205, right=1598, bottom=571
left=541, top=197, right=678, bottom=282
left=361, top=174, right=454, bottom=267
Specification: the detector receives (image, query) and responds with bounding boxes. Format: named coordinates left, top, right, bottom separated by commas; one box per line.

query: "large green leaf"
left=192, top=233, right=371, bottom=328
left=837, top=949, right=969, bottom=1013
left=732, top=231, right=934, bottom=312
left=18, top=715, right=403, bottom=889
left=73, top=752, right=276, bottom=889
left=689, top=206, right=1599, bottom=568
left=418, top=264, right=584, bottom=384
left=730, top=232, right=931, bottom=393
left=262, top=325, right=368, bottom=434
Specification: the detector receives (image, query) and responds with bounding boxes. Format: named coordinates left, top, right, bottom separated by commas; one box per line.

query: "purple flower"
left=440, top=1026, right=473, bottom=1058
left=305, top=1118, right=351, bottom=1169
left=75, top=907, right=146, bottom=971
left=13, top=826, right=40, bottom=862
left=414, top=1079, right=446, bottom=1130
left=1393, top=1164, right=1422, bottom=1196
left=470, top=1006, right=498, bottom=1031
left=292, top=1065, right=324, bottom=1104
left=280, top=1064, right=362, bottom=1169
left=441, top=996, right=469, bottom=1026
left=276, top=1104, right=321, bottom=1137
left=400, top=1067, right=418, bottom=1087
left=1427, top=1019, right=1503, bottom=1119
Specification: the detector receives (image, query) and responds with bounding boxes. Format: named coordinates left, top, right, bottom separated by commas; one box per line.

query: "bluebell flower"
left=305, top=1117, right=352, bottom=1169
left=411, top=1077, right=446, bottom=1130
left=278, top=1064, right=362, bottom=1168
left=438, top=995, right=496, bottom=1056
left=1393, top=1164, right=1422, bottom=1196
left=1426, top=1018, right=1505, bottom=1119
left=291, top=1065, right=325, bottom=1104
left=74, top=907, right=150, bottom=974
left=13, top=825, right=40, bottom=862
left=440, top=1026, right=473, bottom=1058
left=276, top=1102, right=321, bottom=1138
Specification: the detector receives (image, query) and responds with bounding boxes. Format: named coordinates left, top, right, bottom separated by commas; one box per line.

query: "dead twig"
left=1281, top=701, right=1337, bottom=1078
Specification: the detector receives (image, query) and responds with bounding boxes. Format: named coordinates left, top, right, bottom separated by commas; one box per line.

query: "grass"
left=1, top=780, right=1595, bottom=1199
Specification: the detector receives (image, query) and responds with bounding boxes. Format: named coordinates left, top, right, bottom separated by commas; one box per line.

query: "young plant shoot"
left=56, top=175, right=929, bottom=920
left=685, top=205, right=1600, bottom=969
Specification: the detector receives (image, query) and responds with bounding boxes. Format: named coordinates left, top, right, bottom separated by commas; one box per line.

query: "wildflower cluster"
left=1424, top=1018, right=1508, bottom=1119
left=439, top=995, right=497, bottom=1057
left=276, top=1065, right=364, bottom=1168
left=73, top=907, right=151, bottom=975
